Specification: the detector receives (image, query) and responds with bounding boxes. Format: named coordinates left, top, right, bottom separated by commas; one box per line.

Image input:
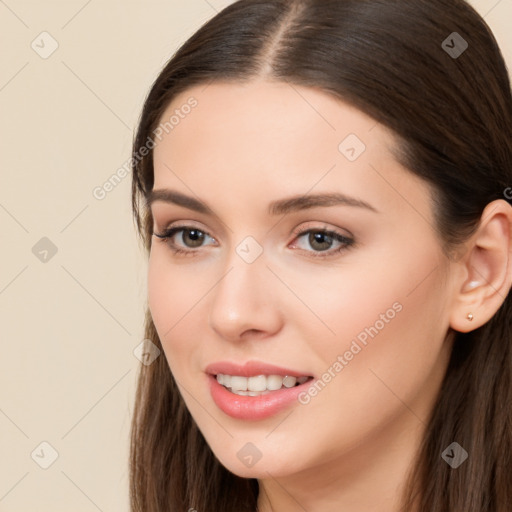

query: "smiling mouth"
left=214, top=373, right=314, bottom=396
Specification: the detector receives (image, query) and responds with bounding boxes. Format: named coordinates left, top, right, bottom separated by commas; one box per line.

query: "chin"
left=211, top=447, right=305, bottom=480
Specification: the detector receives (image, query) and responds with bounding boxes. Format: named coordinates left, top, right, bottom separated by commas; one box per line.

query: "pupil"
left=185, top=229, right=204, bottom=247
left=311, top=232, right=332, bottom=251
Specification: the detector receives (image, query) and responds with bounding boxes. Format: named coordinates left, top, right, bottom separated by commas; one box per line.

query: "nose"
left=208, top=252, right=283, bottom=343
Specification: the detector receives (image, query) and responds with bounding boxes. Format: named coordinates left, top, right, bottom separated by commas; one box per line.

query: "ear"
left=449, top=199, right=512, bottom=333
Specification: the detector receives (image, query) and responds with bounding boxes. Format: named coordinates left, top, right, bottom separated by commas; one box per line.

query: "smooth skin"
left=147, top=80, right=512, bottom=512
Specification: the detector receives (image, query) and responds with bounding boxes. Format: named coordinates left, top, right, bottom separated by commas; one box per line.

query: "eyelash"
left=152, top=224, right=355, bottom=259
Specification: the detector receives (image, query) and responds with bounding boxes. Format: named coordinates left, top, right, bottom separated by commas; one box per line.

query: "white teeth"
left=230, top=376, right=247, bottom=391
left=248, top=375, right=267, bottom=392
left=267, top=374, right=283, bottom=391
left=282, top=376, right=297, bottom=388
left=215, top=373, right=310, bottom=393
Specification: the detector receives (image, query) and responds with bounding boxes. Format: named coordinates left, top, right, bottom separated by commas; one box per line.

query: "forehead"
left=154, top=80, right=394, bottom=175
left=157, top=80, right=388, bottom=152
left=151, top=80, right=432, bottom=223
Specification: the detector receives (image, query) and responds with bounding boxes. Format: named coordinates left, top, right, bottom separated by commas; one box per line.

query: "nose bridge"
left=218, top=232, right=267, bottom=298
left=213, top=240, right=266, bottom=313
left=208, top=236, right=279, bottom=339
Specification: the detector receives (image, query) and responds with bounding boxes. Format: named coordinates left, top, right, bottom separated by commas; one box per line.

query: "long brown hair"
left=129, top=1, right=512, bottom=510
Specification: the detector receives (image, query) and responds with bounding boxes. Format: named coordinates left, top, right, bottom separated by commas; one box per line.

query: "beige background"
left=0, top=1, right=510, bottom=510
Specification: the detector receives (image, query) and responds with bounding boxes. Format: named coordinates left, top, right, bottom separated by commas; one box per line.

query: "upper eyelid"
left=154, top=224, right=217, bottom=244
left=154, top=221, right=213, bottom=236
left=154, top=218, right=351, bottom=234
left=154, top=223, right=349, bottom=238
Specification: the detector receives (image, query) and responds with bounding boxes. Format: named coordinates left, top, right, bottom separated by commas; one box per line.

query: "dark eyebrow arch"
left=146, top=189, right=378, bottom=216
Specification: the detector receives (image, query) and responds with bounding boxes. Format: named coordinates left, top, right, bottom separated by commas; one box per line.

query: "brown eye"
left=153, top=225, right=216, bottom=256
left=291, top=228, right=355, bottom=258
left=180, top=228, right=205, bottom=248
left=308, top=231, right=334, bottom=251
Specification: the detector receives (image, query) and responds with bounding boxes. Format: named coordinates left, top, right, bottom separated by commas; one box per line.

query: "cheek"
left=286, top=241, right=447, bottom=361
left=147, top=250, right=216, bottom=379
left=294, top=251, right=449, bottom=426
left=147, top=250, right=196, bottom=356
left=286, top=241, right=449, bottom=400
left=253, top=262, right=450, bottom=474
left=147, top=250, right=174, bottom=333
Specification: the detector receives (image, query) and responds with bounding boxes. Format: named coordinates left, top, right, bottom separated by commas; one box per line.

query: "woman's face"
left=147, top=80, right=456, bottom=482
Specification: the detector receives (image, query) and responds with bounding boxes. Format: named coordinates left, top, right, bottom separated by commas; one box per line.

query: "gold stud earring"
left=467, top=313, right=473, bottom=321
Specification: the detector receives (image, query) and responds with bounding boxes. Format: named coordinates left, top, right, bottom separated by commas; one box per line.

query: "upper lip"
left=205, top=360, right=313, bottom=378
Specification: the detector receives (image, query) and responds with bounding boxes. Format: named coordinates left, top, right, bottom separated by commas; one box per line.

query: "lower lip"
left=208, top=374, right=312, bottom=420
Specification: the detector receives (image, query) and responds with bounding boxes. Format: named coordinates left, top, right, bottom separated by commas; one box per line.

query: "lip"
left=205, top=360, right=312, bottom=378
left=205, top=360, right=314, bottom=421
left=207, top=374, right=314, bottom=420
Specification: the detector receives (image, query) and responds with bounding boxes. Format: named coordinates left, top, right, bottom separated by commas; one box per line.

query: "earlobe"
left=449, top=199, right=512, bottom=333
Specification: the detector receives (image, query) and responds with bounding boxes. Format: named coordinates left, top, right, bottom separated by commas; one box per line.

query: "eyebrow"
left=146, top=189, right=378, bottom=216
